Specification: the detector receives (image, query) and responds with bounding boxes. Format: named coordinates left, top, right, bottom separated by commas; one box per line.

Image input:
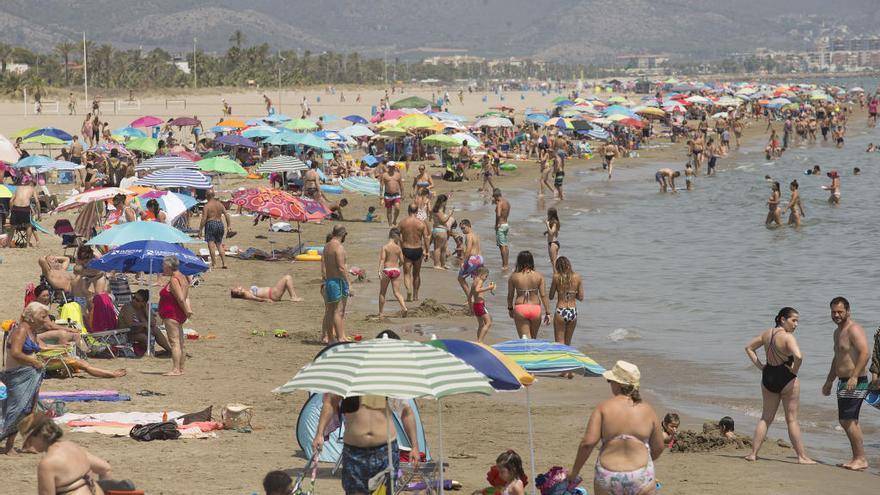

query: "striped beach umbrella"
left=135, top=155, right=197, bottom=171
left=53, top=187, right=135, bottom=213
left=492, top=339, right=605, bottom=376
left=426, top=339, right=533, bottom=391
left=137, top=168, right=212, bottom=189
left=340, top=176, right=381, bottom=196
left=255, top=155, right=308, bottom=173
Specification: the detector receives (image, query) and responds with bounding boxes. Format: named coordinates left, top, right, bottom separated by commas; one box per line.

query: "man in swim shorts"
left=321, top=226, right=351, bottom=344
left=655, top=168, right=680, bottom=193
left=379, top=162, right=403, bottom=226
left=398, top=204, right=430, bottom=302
left=10, top=175, right=40, bottom=247
left=456, top=219, right=484, bottom=306
left=199, top=191, right=232, bottom=269
left=493, top=189, right=511, bottom=270
left=602, top=140, right=619, bottom=180
left=303, top=161, right=321, bottom=199
left=822, top=297, right=870, bottom=471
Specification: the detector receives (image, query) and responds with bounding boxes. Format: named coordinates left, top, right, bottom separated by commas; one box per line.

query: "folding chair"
left=397, top=461, right=447, bottom=495
left=53, top=219, right=81, bottom=256
left=109, top=274, right=132, bottom=306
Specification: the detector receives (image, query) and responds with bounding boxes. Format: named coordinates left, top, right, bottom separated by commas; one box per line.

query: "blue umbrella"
left=245, top=118, right=267, bottom=126
left=264, top=132, right=299, bottom=146
left=215, top=134, right=258, bottom=149
left=320, top=114, right=340, bottom=122
left=89, top=239, right=207, bottom=275
left=554, top=99, right=575, bottom=107
left=112, top=127, right=146, bottom=138
left=603, top=105, right=636, bottom=117
left=25, top=127, right=73, bottom=142
left=343, top=115, right=368, bottom=124
left=13, top=155, right=53, bottom=168
left=300, top=134, right=332, bottom=151
left=492, top=339, right=605, bottom=376
left=87, top=221, right=200, bottom=246
left=37, top=160, right=84, bottom=173
left=209, top=126, right=236, bottom=133
left=526, top=113, right=549, bottom=124
left=242, top=126, right=280, bottom=139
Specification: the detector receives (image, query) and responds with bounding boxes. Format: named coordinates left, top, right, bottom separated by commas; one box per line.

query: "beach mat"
left=40, top=390, right=131, bottom=402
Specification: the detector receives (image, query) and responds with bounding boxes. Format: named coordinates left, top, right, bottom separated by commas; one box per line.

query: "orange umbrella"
left=217, top=119, right=247, bottom=129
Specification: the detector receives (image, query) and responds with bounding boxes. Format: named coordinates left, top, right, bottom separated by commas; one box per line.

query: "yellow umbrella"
left=398, top=114, right=436, bottom=129
left=11, top=127, right=40, bottom=139
left=635, top=107, right=666, bottom=117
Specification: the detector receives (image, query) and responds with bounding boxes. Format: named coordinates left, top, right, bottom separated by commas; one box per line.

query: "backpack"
left=129, top=422, right=180, bottom=441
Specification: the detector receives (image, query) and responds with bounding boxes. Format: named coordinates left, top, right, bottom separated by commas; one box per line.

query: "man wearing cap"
left=566, top=360, right=664, bottom=494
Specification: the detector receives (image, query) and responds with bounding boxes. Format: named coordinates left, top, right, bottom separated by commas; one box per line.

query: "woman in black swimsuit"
left=744, top=307, right=815, bottom=464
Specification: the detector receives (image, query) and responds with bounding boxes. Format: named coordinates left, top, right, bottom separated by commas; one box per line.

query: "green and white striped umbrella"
left=274, top=338, right=494, bottom=399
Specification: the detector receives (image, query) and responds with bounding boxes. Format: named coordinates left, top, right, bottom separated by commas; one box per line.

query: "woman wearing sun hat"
left=566, top=361, right=665, bottom=495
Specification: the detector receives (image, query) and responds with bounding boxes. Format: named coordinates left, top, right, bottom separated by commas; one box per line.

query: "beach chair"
left=109, top=274, right=132, bottom=306
left=53, top=219, right=81, bottom=255
left=85, top=293, right=133, bottom=358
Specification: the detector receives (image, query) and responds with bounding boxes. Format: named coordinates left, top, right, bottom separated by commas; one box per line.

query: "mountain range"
left=2, top=0, right=879, bottom=61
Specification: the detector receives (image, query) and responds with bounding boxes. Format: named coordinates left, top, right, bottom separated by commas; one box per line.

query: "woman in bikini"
left=506, top=251, right=551, bottom=339
left=159, top=256, right=190, bottom=376
left=377, top=227, right=407, bottom=318
left=744, top=307, right=814, bottom=464
left=230, top=274, right=303, bottom=303
left=566, top=360, right=665, bottom=495
left=431, top=194, right=455, bottom=269
left=766, top=181, right=782, bottom=227
left=544, top=207, right=561, bottom=266
left=414, top=188, right=431, bottom=223
left=411, top=164, right=434, bottom=198
left=20, top=413, right=112, bottom=494
left=787, top=180, right=805, bottom=227
left=549, top=256, right=584, bottom=347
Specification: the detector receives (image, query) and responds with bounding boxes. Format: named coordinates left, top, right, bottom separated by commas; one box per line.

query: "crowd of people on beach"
left=1, top=80, right=879, bottom=495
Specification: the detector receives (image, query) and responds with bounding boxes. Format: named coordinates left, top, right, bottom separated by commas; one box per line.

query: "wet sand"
left=0, top=89, right=875, bottom=493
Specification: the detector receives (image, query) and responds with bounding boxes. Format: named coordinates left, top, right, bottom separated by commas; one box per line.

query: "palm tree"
left=55, top=41, right=77, bottom=87
left=0, top=43, right=12, bottom=74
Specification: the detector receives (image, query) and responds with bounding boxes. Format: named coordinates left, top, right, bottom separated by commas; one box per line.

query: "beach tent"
left=296, top=393, right=431, bottom=463
left=389, top=96, right=433, bottom=109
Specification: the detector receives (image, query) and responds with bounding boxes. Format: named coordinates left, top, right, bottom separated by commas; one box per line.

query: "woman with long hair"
left=766, top=181, right=782, bottom=226
left=744, top=307, right=814, bottom=464
left=549, top=256, right=584, bottom=346
left=545, top=207, right=561, bottom=266
left=430, top=194, right=455, bottom=269
left=506, top=251, right=551, bottom=338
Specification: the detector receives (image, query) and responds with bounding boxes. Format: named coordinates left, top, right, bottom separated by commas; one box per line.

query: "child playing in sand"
left=470, top=266, right=495, bottom=342
left=719, top=416, right=736, bottom=440
left=494, top=450, right=526, bottom=495
left=662, top=413, right=680, bottom=447
left=364, top=206, right=377, bottom=222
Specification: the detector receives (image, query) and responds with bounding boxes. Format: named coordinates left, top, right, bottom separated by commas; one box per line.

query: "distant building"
left=618, top=54, right=669, bottom=69
left=422, top=55, right=485, bottom=66
left=4, top=63, right=29, bottom=74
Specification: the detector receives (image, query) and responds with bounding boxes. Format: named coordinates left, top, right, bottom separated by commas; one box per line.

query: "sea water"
left=476, top=110, right=880, bottom=465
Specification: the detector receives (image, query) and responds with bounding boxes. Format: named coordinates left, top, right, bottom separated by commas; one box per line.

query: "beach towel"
left=39, top=390, right=131, bottom=402
left=23, top=283, right=36, bottom=307
left=0, top=366, right=44, bottom=441
left=58, top=302, right=86, bottom=329
left=871, top=327, right=879, bottom=379
left=89, top=293, right=117, bottom=334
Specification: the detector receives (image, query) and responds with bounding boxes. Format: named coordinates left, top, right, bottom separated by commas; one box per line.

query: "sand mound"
left=406, top=298, right=468, bottom=317
left=671, top=422, right=753, bottom=453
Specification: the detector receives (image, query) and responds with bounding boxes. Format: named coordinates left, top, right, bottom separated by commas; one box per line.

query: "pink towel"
left=89, top=293, right=117, bottom=333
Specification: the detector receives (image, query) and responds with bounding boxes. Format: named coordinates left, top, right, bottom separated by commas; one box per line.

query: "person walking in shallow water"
left=744, top=307, right=815, bottom=464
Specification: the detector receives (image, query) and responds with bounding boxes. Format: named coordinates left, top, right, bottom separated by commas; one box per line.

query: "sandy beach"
left=1, top=87, right=876, bottom=494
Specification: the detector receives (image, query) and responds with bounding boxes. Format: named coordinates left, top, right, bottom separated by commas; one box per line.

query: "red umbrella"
left=291, top=196, right=331, bottom=222
left=620, top=118, right=646, bottom=128
left=231, top=188, right=308, bottom=221
left=170, top=151, right=202, bottom=162
left=169, top=117, right=201, bottom=127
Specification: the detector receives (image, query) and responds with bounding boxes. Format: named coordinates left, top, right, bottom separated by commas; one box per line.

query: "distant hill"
left=2, top=0, right=878, bottom=61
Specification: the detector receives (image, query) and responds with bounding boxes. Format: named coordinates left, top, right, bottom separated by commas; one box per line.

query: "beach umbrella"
left=242, top=126, right=280, bottom=139
left=11, top=127, right=41, bottom=139
left=284, top=119, right=319, bottom=131
left=37, top=160, right=84, bottom=173
left=399, top=113, right=437, bottom=129
left=450, top=132, right=481, bottom=148
left=714, top=96, right=742, bottom=107
left=474, top=117, right=513, bottom=128
left=209, top=126, right=236, bottom=134
left=320, top=114, right=340, bottom=122
left=112, top=127, right=146, bottom=139
left=197, top=157, right=247, bottom=175
left=88, top=239, right=207, bottom=355
left=127, top=137, right=159, bottom=155
left=389, top=96, right=433, bottom=109
left=0, top=134, right=20, bottom=163
left=546, top=117, right=573, bottom=130
left=131, top=190, right=197, bottom=224
left=379, top=127, right=407, bottom=138
left=255, top=155, right=308, bottom=174
left=635, top=107, right=666, bottom=118
left=137, top=168, right=212, bottom=189
left=135, top=155, right=197, bottom=171
left=525, top=114, right=549, bottom=125
left=263, top=133, right=300, bottom=146
left=231, top=188, right=308, bottom=221
left=429, top=111, right=466, bottom=122
left=87, top=220, right=199, bottom=246
left=214, top=134, right=258, bottom=149
left=170, top=117, right=202, bottom=127
left=275, top=336, right=493, bottom=493
left=22, top=135, right=67, bottom=146
left=492, top=339, right=605, bottom=376
left=426, top=339, right=533, bottom=391
left=340, top=176, right=381, bottom=196
left=848, top=87, right=865, bottom=93
left=13, top=155, right=53, bottom=169
left=685, top=95, right=711, bottom=105
left=298, top=134, right=333, bottom=151
left=767, top=97, right=791, bottom=107
left=342, top=115, right=368, bottom=124
left=130, top=116, right=163, bottom=128
left=0, top=185, right=13, bottom=199
left=340, top=125, right=374, bottom=138
left=88, top=142, right=133, bottom=157
left=422, top=134, right=461, bottom=148
left=603, top=105, right=636, bottom=117
left=245, top=118, right=267, bottom=126
left=24, top=127, right=73, bottom=142
left=53, top=187, right=134, bottom=213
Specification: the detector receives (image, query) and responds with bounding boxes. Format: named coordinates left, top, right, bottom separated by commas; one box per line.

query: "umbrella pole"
left=385, top=398, right=395, bottom=493
left=525, top=386, right=537, bottom=495
left=437, top=400, right=445, bottom=495
left=146, top=265, right=153, bottom=357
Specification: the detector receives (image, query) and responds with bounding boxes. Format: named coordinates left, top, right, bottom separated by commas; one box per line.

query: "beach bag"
left=220, top=403, right=253, bottom=429
left=129, top=421, right=180, bottom=441
left=368, top=469, right=391, bottom=495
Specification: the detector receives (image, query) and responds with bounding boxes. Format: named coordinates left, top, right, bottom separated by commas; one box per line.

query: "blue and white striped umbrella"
left=135, top=155, right=198, bottom=171
left=255, top=155, right=308, bottom=173
left=492, top=339, right=605, bottom=376
left=137, top=168, right=212, bottom=189
left=37, top=160, right=84, bottom=173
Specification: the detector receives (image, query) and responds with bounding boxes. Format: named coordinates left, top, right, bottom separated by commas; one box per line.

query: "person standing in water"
left=456, top=219, right=483, bottom=307
left=493, top=189, right=511, bottom=271
left=744, top=307, right=815, bottom=464
left=787, top=180, right=805, bottom=227
left=549, top=256, right=584, bottom=346
left=506, top=251, right=551, bottom=339
left=822, top=297, right=870, bottom=471
left=378, top=227, right=407, bottom=318
left=825, top=170, right=841, bottom=205
left=766, top=181, right=782, bottom=227
left=655, top=168, right=680, bottom=193
left=544, top=207, right=560, bottom=266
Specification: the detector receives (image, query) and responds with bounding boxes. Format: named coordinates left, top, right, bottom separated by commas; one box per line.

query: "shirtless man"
left=398, top=204, right=430, bottom=302
left=69, top=136, right=84, bottom=185
left=822, top=297, right=870, bottom=471
left=379, top=162, right=404, bottom=226
left=456, top=219, right=483, bottom=306
left=38, top=256, right=74, bottom=293
left=602, top=140, right=619, bottom=180
left=321, top=226, right=351, bottom=344
left=538, top=154, right=556, bottom=198
left=302, top=162, right=321, bottom=200
left=378, top=227, right=407, bottom=317
left=199, top=191, right=232, bottom=269
left=493, top=189, right=511, bottom=270
left=825, top=170, right=841, bottom=205
left=553, top=132, right=568, bottom=176
left=10, top=175, right=40, bottom=247
left=655, top=168, right=681, bottom=193
left=117, top=289, right=172, bottom=353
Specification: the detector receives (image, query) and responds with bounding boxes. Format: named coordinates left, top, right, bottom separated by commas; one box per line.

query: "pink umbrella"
left=370, top=109, right=407, bottom=123
left=130, top=116, right=164, bottom=128
left=170, top=150, right=202, bottom=162
left=170, top=117, right=201, bottom=127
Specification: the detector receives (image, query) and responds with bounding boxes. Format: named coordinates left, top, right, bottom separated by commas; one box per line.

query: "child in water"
left=470, top=266, right=495, bottom=343
left=495, top=450, right=526, bottom=495
left=685, top=163, right=694, bottom=191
